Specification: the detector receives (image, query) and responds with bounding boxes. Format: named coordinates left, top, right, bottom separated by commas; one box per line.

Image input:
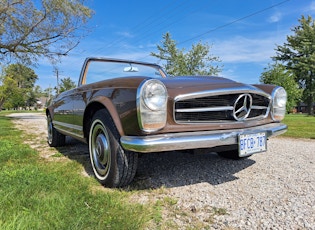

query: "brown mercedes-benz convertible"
left=46, top=57, right=287, bottom=187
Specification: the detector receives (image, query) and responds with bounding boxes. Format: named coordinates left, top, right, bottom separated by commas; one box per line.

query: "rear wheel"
left=47, top=114, right=66, bottom=147
left=89, top=109, right=138, bottom=188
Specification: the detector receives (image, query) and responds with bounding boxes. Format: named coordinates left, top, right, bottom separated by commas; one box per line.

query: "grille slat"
left=174, top=93, right=270, bottom=123
left=176, top=106, right=233, bottom=113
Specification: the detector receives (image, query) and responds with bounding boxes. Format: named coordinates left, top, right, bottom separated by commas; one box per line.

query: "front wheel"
left=89, top=109, right=138, bottom=188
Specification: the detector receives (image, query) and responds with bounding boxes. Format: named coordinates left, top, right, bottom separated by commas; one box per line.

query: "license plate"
left=239, top=132, right=267, bottom=157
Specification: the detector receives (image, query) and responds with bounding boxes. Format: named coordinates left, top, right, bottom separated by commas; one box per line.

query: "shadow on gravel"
left=53, top=138, right=256, bottom=190
left=54, top=137, right=93, bottom=177
left=129, top=150, right=256, bottom=190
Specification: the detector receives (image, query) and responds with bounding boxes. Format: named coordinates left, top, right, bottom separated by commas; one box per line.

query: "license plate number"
left=239, top=132, right=266, bottom=157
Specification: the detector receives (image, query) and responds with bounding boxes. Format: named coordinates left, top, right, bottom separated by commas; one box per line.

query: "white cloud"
left=310, top=1, right=315, bottom=12
left=268, top=12, right=282, bottom=23
left=116, top=31, right=134, bottom=38
left=211, top=34, right=286, bottom=64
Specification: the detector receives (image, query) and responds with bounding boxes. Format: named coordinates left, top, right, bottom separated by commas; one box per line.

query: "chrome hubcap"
left=90, top=122, right=111, bottom=179
left=95, top=134, right=110, bottom=166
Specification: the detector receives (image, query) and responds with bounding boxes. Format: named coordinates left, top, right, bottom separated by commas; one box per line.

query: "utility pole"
left=53, top=67, right=60, bottom=94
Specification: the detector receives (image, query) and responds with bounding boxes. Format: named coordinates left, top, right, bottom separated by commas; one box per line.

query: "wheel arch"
left=83, top=98, right=124, bottom=141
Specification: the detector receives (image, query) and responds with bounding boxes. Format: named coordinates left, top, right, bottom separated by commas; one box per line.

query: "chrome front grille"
left=174, top=92, right=271, bottom=123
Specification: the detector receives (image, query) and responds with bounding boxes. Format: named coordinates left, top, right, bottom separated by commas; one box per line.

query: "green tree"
left=43, top=87, right=54, bottom=98
left=260, top=62, right=302, bottom=113
left=274, top=15, right=315, bottom=115
left=4, top=87, right=25, bottom=109
left=0, top=63, right=38, bottom=110
left=58, top=77, right=76, bottom=94
left=151, top=32, right=222, bottom=76
left=4, top=63, right=38, bottom=89
left=33, top=85, right=44, bottom=97
left=0, top=0, right=93, bottom=64
left=0, top=76, right=18, bottom=110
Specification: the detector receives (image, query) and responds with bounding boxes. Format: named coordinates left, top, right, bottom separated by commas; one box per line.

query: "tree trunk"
left=307, top=98, right=314, bottom=115
left=0, top=98, right=4, bottom=111
left=308, top=103, right=314, bottom=116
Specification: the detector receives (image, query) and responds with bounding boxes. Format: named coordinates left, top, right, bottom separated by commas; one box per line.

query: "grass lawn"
left=282, top=114, right=315, bottom=139
left=0, top=111, right=157, bottom=229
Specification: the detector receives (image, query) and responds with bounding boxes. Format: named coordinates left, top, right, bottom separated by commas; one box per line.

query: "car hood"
left=161, top=76, right=264, bottom=98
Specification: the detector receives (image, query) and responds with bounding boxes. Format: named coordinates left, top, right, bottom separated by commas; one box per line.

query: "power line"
left=178, top=0, right=291, bottom=45
left=135, top=0, right=291, bottom=62
left=91, top=0, right=192, bottom=54
left=126, top=0, right=213, bottom=49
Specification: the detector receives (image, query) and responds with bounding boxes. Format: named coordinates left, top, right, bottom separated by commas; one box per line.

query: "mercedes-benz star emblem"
left=233, top=94, right=252, bottom=121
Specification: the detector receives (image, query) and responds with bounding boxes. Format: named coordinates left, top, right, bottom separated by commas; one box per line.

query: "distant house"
left=296, top=102, right=315, bottom=113
left=36, top=97, right=50, bottom=110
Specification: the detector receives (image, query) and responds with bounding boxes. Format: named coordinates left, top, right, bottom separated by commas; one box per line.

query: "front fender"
left=84, top=96, right=125, bottom=137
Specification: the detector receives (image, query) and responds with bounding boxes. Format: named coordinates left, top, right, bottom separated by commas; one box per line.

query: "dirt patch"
left=7, top=113, right=92, bottom=176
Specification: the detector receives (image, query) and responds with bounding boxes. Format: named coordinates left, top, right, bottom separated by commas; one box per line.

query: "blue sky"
left=36, top=0, right=315, bottom=90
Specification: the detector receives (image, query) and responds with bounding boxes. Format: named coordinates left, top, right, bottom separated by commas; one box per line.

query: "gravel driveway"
left=8, top=113, right=315, bottom=229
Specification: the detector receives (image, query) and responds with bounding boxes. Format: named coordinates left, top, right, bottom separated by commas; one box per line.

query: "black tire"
left=47, top=114, right=66, bottom=147
left=89, top=109, right=138, bottom=188
left=217, top=149, right=252, bottom=160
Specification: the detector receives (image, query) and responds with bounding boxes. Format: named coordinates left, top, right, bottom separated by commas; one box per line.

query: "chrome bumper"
left=120, top=123, right=287, bottom=153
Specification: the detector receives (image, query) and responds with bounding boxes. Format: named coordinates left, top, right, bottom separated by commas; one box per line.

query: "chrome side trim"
left=120, top=123, right=287, bottom=153
left=56, top=126, right=84, bottom=140
left=53, top=121, right=83, bottom=132
left=53, top=121, right=84, bottom=140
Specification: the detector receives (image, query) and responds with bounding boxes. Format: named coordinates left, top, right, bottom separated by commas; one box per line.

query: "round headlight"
left=272, top=87, right=287, bottom=121
left=142, top=80, right=167, bottom=111
left=273, top=87, right=287, bottom=108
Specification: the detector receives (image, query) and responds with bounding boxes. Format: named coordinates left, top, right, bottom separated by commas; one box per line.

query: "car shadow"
left=56, top=138, right=255, bottom=190
left=128, top=150, right=256, bottom=190
left=54, top=137, right=93, bottom=177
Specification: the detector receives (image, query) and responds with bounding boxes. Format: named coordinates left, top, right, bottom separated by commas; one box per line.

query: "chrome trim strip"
left=55, top=126, right=84, bottom=140
left=251, top=105, right=269, bottom=110
left=174, top=114, right=269, bottom=124
left=175, top=106, right=233, bottom=113
left=174, top=86, right=271, bottom=102
left=53, top=121, right=83, bottom=131
left=53, top=121, right=84, bottom=140
left=121, top=123, right=287, bottom=153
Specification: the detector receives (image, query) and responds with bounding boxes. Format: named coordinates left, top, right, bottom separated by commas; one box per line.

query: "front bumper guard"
left=120, top=123, right=287, bottom=153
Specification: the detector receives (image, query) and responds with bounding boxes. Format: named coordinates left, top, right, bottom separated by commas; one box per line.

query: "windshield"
left=83, top=60, right=166, bottom=85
